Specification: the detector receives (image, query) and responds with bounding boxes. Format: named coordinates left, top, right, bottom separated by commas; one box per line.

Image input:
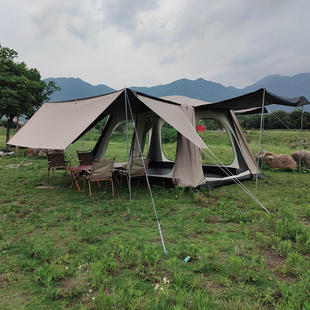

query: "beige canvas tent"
left=8, top=88, right=309, bottom=188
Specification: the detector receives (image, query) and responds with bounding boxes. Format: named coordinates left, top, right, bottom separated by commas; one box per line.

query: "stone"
left=257, top=151, right=297, bottom=170
left=290, top=150, right=310, bottom=168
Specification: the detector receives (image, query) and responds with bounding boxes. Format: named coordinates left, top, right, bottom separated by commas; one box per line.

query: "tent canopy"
left=161, top=94, right=268, bottom=114
left=197, top=88, right=310, bottom=112
left=8, top=89, right=207, bottom=150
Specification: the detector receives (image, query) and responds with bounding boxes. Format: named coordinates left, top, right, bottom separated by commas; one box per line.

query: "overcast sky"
left=1, top=0, right=309, bottom=89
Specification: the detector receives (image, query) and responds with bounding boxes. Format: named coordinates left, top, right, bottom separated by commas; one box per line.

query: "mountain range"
left=45, top=73, right=310, bottom=111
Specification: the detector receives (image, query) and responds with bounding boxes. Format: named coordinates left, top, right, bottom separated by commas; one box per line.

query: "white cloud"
left=0, top=0, right=309, bottom=89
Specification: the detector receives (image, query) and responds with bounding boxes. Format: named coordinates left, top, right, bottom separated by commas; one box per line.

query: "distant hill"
left=131, top=78, right=241, bottom=102
left=45, top=74, right=310, bottom=111
left=45, top=77, right=115, bottom=102
left=243, top=73, right=310, bottom=99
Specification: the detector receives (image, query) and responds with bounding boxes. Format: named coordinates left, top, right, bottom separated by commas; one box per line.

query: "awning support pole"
left=299, top=105, right=304, bottom=174
left=255, top=88, right=266, bottom=197
left=124, top=88, right=132, bottom=201
left=126, top=91, right=168, bottom=254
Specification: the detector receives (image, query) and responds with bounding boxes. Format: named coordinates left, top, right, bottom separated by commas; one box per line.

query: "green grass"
left=1, top=128, right=310, bottom=309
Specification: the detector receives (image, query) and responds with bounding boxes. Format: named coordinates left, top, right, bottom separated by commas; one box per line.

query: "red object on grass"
left=196, top=124, right=206, bottom=132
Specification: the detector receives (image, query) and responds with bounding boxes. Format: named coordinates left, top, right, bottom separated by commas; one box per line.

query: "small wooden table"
left=67, top=165, right=92, bottom=191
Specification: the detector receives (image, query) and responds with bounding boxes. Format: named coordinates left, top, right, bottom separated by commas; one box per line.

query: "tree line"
left=237, top=110, right=310, bottom=130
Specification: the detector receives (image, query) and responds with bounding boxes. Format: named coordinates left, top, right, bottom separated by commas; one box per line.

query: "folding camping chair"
left=47, top=151, right=71, bottom=183
left=77, top=150, right=94, bottom=166
left=83, top=158, right=115, bottom=198
left=118, top=156, right=149, bottom=190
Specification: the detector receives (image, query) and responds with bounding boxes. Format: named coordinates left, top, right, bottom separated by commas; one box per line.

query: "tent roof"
left=161, top=94, right=267, bottom=114
left=137, top=94, right=206, bottom=149
left=161, top=95, right=211, bottom=107
left=198, top=88, right=310, bottom=111
left=8, top=89, right=207, bottom=150
left=8, top=90, right=122, bottom=150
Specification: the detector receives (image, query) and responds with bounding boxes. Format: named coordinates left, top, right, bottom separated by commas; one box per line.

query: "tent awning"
left=197, top=88, right=310, bottom=111
left=8, top=89, right=207, bottom=151
left=8, top=91, right=122, bottom=150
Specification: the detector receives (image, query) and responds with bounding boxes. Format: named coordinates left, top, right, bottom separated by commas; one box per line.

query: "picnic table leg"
left=70, top=171, right=81, bottom=191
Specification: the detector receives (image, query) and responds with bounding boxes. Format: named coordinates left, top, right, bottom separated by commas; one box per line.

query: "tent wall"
left=230, top=111, right=259, bottom=175
left=148, top=118, right=166, bottom=163
left=173, top=105, right=205, bottom=187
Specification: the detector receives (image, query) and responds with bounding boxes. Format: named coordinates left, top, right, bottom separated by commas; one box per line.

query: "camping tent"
left=8, top=88, right=310, bottom=188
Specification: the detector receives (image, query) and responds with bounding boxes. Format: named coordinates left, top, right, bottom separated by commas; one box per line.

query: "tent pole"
left=255, top=88, right=266, bottom=197
left=124, top=88, right=132, bottom=201
left=298, top=105, right=304, bottom=174
left=125, top=91, right=168, bottom=254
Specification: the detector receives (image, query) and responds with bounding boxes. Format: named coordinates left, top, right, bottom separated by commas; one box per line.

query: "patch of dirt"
left=8, top=164, right=19, bottom=169
left=260, top=248, right=295, bottom=283
left=0, top=214, right=7, bottom=222
left=189, top=234, right=198, bottom=239
left=206, top=216, right=223, bottom=223
left=23, top=162, right=33, bottom=167
left=261, top=248, right=284, bottom=269
left=202, top=278, right=225, bottom=295
left=61, top=273, right=88, bottom=294
left=36, top=186, right=59, bottom=189
left=1, top=201, right=25, bottom=209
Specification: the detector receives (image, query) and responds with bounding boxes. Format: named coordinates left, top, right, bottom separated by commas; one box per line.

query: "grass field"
left=1, top=128, right=310, bottom=309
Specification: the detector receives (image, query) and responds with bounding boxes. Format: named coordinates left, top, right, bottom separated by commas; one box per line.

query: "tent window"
left=161, top=123, right=177, bottom=161
left=198, top=119, right=234, bottom=165
left=105, top=122, right=134, bottom=162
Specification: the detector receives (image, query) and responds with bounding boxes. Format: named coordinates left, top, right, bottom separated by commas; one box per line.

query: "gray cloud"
left=1, top=0, right=309, bottom=89
left=99, top=0, right=159, bottom=31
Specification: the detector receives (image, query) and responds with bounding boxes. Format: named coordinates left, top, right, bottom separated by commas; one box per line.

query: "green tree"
left=0, top=44, right=59, bottom=150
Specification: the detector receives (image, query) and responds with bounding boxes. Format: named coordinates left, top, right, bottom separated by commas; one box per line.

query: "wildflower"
left=154, top=283, right=160, bottom=291
left=160, top=287, right=164, bottom=291
left=65, top=266, right=69, bottom=270
left=89, top=289, right=93, bottom=293
left=92, top=297, right=96, bottom=300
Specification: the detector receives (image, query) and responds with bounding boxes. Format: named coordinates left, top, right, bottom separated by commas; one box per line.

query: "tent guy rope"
left=125, top=91, right=168, bottom=254
left=201, top=147, right=270, bottom=214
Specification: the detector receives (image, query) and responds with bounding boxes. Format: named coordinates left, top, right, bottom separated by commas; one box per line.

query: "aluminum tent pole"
left=255, top=88, right=266, bottom=197
left=124, top=88, right=132, bottom=201
left=125, top=91, right=168, bottom=254
left=298, top=105, right=304, bottom=174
